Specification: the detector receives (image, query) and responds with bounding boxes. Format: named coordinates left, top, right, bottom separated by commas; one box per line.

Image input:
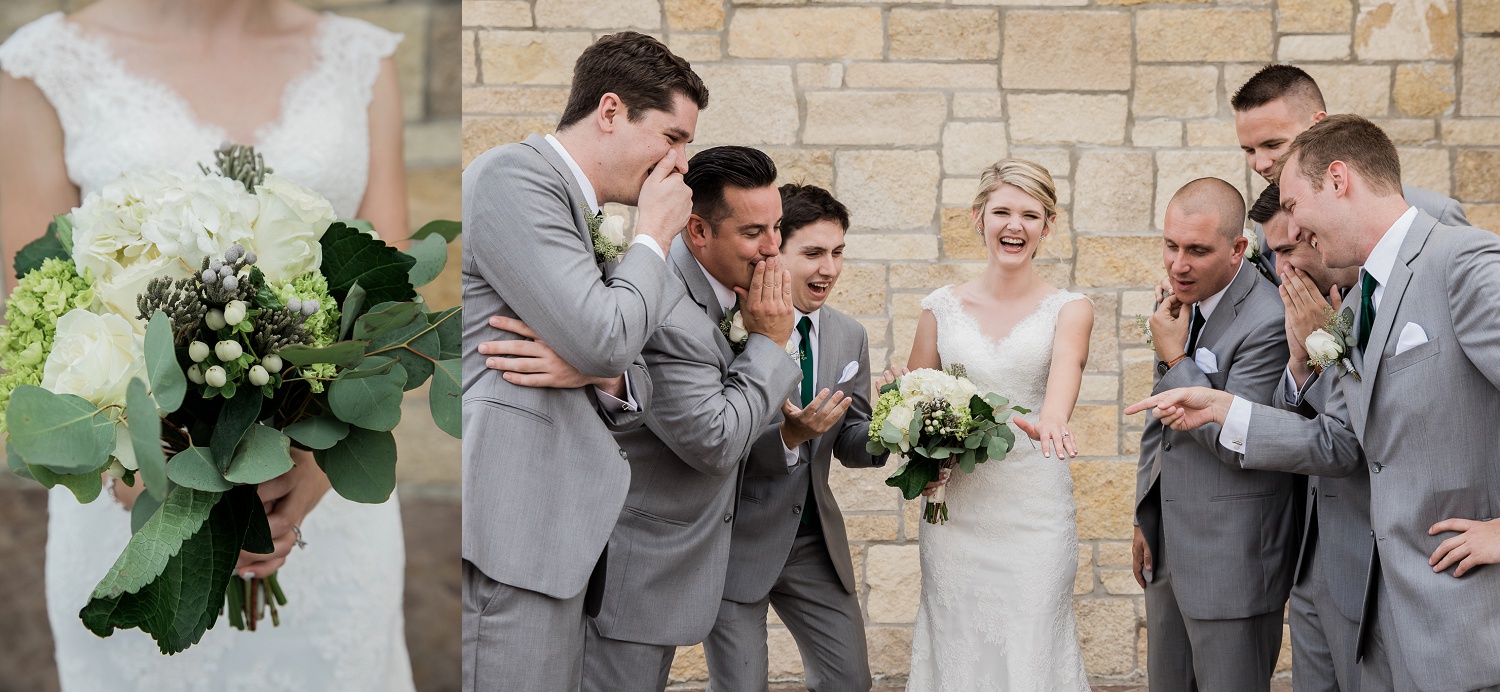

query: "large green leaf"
left=405, top=234, right=449, bottom=288
left=369, top=318, right=437, bottom=391
left=328, top=359, right=407, bottom=431
left=429, top=306, right=462, bottom=360
left=320, top=223, right=416, bottom=307
left=430, top=359, right=461, bottom=438
left=13, top=234, right=68, bottom=281
left=127, top=379, right=167, bottom=499
left=284, top=415, right=351, bottom=450
left=240, top=491, right=274, bottom=555
left=277, top=340, right=367, bottom=368
left=352, top=301, right=423, bottom=341
left=81, top=485, right=260, bottom=654
left=223, top=425, right=294, bottom=485
left=885, top=456, right=939, bottom=501
left=88, top=486, right=221, bottom=600
left=130, top=486, right=166, bottom=534
left=210, top=394, right=263, bottom=473
left=5, top=441, right=31, bottom=479
left=7, top=385, right=115, bottom=472
left=144, top=312, right=186, bottom=412
left=166, top=447, right=233, bottom=492
left=339, top=282, right=366, bottom=341
left=28, top=460, right=110, bottom=504
left=406, top=219, right=461, bottom=244
left=316, top=427, right=398, bottom=503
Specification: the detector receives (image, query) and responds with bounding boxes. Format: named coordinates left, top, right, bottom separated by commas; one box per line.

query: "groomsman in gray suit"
left=1133, top=178, right=1298, bottom=691
left=459, top=33, right=708, bottom=691
left=1132, top=115, right=1500, bottom=692
left=1232, top=64, right=1468, bottom=276
left=581, top=146, right=803, bottom=692
left=703, top=184, right=889, bottom=692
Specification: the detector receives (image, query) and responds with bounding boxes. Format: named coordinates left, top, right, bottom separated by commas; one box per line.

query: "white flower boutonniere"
left=718, top=305, right=802, bottom=359
left=584, top=204, right=628, bottom=269
left=1244, top=227, right=1278, bottom=285
left=1306, top=306, right=1361, bottom=381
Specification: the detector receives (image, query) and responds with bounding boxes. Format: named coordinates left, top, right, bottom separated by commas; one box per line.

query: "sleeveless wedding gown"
left=0, top=13, right=415, bottom=691
left=906, top=285, right=1092, bottom=692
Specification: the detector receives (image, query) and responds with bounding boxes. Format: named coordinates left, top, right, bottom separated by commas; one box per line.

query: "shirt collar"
left=695, top=258, right=739, bottom=314
left=1362, top=206, right=1418, bottom=288
left=1194, top=262, right=1242, bottom=321
left=544, top=134, right=600, bottom=214
left=796, top=308, right=821, bottom=338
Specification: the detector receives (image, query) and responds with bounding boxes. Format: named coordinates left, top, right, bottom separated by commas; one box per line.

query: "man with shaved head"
left=1133, top=178, right=1298, bottom=691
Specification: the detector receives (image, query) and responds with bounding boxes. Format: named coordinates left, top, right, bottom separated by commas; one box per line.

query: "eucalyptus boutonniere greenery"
left=584, top=203, right=627, bottom=269
left=1305, top=306, right=1361, bottom=381
left=718, top=305, right=802, bottom=359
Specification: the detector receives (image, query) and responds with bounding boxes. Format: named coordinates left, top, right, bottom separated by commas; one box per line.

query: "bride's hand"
left=880, top=366, right=909, bottom=386
left=1019, top=418, right=1077, bottom=459
left=235, top=448, right=331, bottom=578
left=920, top=468, right=951, bottom=497
left=109, top=474, right=147, bottom=510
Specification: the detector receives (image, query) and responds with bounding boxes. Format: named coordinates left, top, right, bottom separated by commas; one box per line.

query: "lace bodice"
left=0, top=11, right=399, bottom=218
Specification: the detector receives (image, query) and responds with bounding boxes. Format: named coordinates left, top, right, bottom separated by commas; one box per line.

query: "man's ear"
left=1231, top=234, right=1249, bottom=261
left=1327, top=160, right=1349, bottom=197
left=684, top=213, right=711, bottom=248
left=596, top=93, right=623, bottom=134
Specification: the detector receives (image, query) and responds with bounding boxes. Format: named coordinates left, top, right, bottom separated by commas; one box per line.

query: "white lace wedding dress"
left=906, top=285, right=1092, bottom=692
left=0, top=13, right=415, bottom=691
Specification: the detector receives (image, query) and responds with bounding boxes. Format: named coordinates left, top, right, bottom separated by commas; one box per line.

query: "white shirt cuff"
left=782, top=428, right=800, bottom=466
left=1218, top=395, right=1252, bottom=454
left=593, top=371, right=638, bottom=413
left=1281, top=367, right=1305, bottom=407
left=630, top=235, right=665, bottom=262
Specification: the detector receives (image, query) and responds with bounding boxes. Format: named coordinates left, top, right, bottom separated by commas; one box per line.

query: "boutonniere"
left=584, top=203, right=627, bottom=269
left=1133, top=314, right=1154, bottom=348
left=1305, top=306, right=1361, bottom=381
left=1244, top=227, right=1278, bottom=285
left=718, top=305, right=802, bottom=359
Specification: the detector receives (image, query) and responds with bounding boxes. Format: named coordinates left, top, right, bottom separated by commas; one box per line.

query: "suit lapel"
left=1356, top=213, right=1437, bottom=420
left=1197, top=259, right=1256, bottom=351
left=808, top=310, right=844, bottom=463
left=520, top=134, right=594, bottom=253
left=669, top=237, right=735, bottom=362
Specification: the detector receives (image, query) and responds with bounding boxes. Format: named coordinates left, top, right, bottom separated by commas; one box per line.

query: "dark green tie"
left=1357, top=271, right=1377, bottom=353
left=796, top=316, right=819, bottom=531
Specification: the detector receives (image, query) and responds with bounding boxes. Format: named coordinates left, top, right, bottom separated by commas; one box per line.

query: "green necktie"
left=796, top=315, right=819, bottom=530
left=1357, top=271, right=1377, bottom=353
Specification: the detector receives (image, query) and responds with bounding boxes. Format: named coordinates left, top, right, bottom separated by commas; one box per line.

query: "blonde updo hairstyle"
left=971, top=159, right=1058, bottom=254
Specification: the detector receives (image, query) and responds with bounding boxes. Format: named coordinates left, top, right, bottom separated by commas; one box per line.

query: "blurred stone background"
left=465, top=0, right=1500, bottom=687
left=0, top=0, right=461, bottom=690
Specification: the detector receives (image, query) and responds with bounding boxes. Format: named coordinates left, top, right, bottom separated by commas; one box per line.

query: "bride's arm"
left=1031, top=299, right=1093, bottom=459
left=355, top=57, right=409, bottom=245
left=0, top=72, right=79, bottom=288
left=905, top=309, right=941, bottom=371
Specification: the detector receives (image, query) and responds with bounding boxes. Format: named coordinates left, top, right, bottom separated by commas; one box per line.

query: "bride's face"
left=977, top=184, right=1051, bottom=266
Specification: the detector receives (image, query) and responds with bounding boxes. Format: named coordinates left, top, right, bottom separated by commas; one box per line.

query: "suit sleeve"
left=1239, top=382, right=1363, bottom=478
left=1448, top=231, right=1500, bottom=390
left=1438, top=198, right=1472, bottom=227
left=463, top=149, right=681, bottom=378
left=645, top=329, right=803, bottom=477
left=598, top=359, right=652, bottom=433
left=835, top=332, right=888, bottom=469
left=743, top=420, right=798, bottom=478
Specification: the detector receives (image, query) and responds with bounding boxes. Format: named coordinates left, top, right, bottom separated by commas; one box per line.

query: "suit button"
left=724, top=513, right=733, bottom=523
left=1163, top=441, right=1173, bottom=451
left=1371, top=464, right=1381, bottom=473
left=1370, top=530, right=1376, bottom=538
left=793, top=505, right=802, bottom=514
left=618, top=449, right=628, bottom=459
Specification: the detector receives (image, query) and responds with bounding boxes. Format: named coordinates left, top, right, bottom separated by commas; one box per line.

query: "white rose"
left=887, top=403, right=915, bottom=452
left=94, top=253, right=197, bottom=330
left=136, top=170, right=257, bottom=265
left=249, top=175, right=337, bottom=284
left=599, top=214, right=627, bottom=247
left=727, top=311, right=748, bottom=343
left=1305, top=329, right=1343, bottom=362
left=41, top=309, right=146, bottom=409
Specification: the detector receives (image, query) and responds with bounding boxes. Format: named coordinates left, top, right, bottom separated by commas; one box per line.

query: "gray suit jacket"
left=461, top=134, right=684, bottom=599
left=1258, top=185, right=1467, bottom=274
left=595, top=237, right=803, bottom=646
left=1135, top=261, right=1300, bottom=620
left=722, top=306, right=888, bottom=603
left=1240, top=212, right=1500, bottom=691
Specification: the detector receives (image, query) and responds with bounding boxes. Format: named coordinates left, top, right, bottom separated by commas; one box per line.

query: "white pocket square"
left=837, top=361, right=860, bottom=384
left=1194, top=348, right=1219, bottom=374
left=1394, top=322, right=1429, bottom=356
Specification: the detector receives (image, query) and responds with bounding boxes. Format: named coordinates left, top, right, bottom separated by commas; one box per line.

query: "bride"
left=0, top=0, right=414, bottom=689
left=902, top=159, right=1094, bottom=691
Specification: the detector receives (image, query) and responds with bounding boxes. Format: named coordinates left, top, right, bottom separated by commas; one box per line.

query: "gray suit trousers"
left=1146, top=535, right=1282, bottom=692
left=1291, top=543, right=1361, bottom=692
left=463, top=560, right=584, bottom=692
left=581, top=619, right=676, bottom=692
left=703, top=533, right=871, bottom=692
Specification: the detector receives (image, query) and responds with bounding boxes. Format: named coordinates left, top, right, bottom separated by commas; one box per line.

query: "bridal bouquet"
left=0, top=146, right=462, bottom=654
left=868, top=365, right=1028, bottom=524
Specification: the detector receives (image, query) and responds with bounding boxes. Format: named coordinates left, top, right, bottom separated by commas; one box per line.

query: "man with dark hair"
left=1134, top=177, right=1297, bottom=692
left=582, top=146, right=802, bottom=692
left=703, top=184, right=886, bottom=692
left=460, top=31, right=707, bottom=691
left=1133, top=114, right=1500, bottom=692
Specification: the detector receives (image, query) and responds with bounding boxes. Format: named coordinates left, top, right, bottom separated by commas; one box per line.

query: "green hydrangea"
left=270, top=273, right=340, bottom=392
left=869, top=389, right=902, bottom=441
left=0, top=259, right=95, bottom=434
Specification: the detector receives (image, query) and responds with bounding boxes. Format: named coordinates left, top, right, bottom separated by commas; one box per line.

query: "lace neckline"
left=942, top=285, right=1065, bottom=349
left=49, top=11, right=333, bottom=147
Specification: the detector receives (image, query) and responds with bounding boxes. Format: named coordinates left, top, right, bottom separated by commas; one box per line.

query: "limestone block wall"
left=463, top=0, right=1500, bottom=685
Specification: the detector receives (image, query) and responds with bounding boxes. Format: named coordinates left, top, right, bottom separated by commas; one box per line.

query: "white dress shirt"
left=1220, top=207, right=1418, bottom=453
left=782, top=308, right=821, bottom=466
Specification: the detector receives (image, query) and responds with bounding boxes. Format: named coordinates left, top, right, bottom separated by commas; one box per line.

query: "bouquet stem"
left=227, top=574, right=288, bottom=632
left=924, top=477, right=950, bottom=524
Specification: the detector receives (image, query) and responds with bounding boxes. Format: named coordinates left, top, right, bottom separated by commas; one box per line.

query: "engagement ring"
left=1061, top=432, right=1071, bottom=438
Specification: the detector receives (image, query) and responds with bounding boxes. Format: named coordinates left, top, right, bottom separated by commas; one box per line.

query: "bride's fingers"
left=1063, top=430, right=1078, bottom=457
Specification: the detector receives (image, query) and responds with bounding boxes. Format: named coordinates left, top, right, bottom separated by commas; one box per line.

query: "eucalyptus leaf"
left=277, top=341, right=367, bottom=368
left=959, top=448, right=977, bottom=473
left=336, top=355, right=398, bottom=380
left=283, top=415, right=351, bottom=450
left=328, top=359, right=407, bottom=431
left=5, top=441, right=32, bottom=479
left=28, top=461, right=110, bottom=504
left=407, top=219, right=461, bottom=244
left=339, top=282, right=366, bottom=341
left=315, top=427, right=398, bottom=503
left=144, top=312, right=186, bottom=412
left=865, top=438, right=885, bottom=455
left=165, top=447, right=232, bottom=492
left=352, top=301, right=423, bottom=341
left=130, top=486, right=166, bottom=534
left=404, top=234, right=449, bottom=288
left=368, top=317, right=438, bottom=390
left=127, top=378, right=167, bottom=499
left=430, top=359, right=461, bottom=438
left=429, top=306, right=462, bottom=361
left=320, top=222, right=416, bottom=307
left=879, top=421, right=902, bottom=444
left=6, top=385, right=115, bottom=472
left=223, top=425, right=294, bottom=485
left=210, top=394, right=263, bottom=474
